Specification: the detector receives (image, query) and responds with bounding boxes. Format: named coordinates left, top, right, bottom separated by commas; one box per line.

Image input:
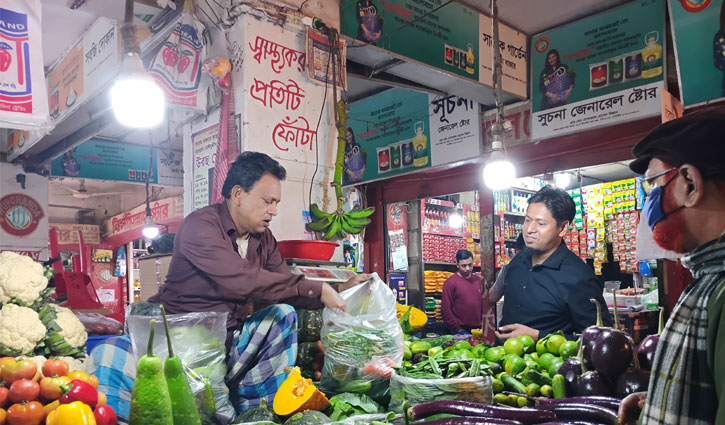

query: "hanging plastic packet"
left=148, top=0, right=208, bottom=112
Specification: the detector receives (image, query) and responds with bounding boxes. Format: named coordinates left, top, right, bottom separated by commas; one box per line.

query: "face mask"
left=643, top=173, right=684, bottom=230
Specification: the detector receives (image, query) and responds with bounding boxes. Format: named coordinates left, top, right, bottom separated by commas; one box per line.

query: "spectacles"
left=641, top=167, right=677, bottom=195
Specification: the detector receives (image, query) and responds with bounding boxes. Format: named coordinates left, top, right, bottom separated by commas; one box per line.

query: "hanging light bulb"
left=482, top=0, right=515, bottom=191
left=142, top=213, right=159, bottom=239
left=555, top=172, right=571, bottom=189
left=110, top=0, right=165, bottom=128
left=483, top=131, right=515, bottom=190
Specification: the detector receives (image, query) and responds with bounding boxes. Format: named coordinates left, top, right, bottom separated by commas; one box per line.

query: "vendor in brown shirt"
left=150, top=152, right=370, bottom=411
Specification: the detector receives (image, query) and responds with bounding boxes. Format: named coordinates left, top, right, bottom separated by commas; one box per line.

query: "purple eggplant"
left=589, top=294, right=634, bottom=379
left=535, top=403, right=619, bottom=425
left=582, top=299, right=606, bottom=369
left=590, top=328, right=633, bottom=378
left=408, top=400, right=556, bottom=424
left=615, top=368, right=651, bottom=398
left=637, top=307, right=664, bottom=371
left=574, top=371, right=613, bottom=397
left=537, top=395, right=621, bottom=412
left=558, top=357, right=582, bottom=395
left=420, top=418, right=524, bottom=425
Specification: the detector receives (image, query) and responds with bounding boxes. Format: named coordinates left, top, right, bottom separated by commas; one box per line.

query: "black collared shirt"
left=501, top=240, right=613, bottom=339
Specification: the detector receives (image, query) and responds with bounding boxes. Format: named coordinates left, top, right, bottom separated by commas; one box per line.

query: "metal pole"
left=490, top=0, right=504, bottom=144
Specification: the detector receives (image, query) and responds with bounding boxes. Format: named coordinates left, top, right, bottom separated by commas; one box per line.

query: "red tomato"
left=6, top=402, right=43, bottom=425
left=8, top=381, right=40, bottom=404
left=40, top=361, right=68, bottom=379
left=0, top=388, right=8, bottom=409
left=38, top=376, right=70, bottom=401
left=1, top=361, right=37, bottom=386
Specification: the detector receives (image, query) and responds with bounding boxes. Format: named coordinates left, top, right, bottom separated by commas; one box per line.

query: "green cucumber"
left=500, top=373, right=527, bottom=394
left=552, top=373, right=567, bottom=399
left=526, top=369, right=553, bottom=387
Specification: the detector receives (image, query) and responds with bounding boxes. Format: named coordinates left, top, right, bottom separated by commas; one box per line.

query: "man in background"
left=441, top=249, right=483, bottom=334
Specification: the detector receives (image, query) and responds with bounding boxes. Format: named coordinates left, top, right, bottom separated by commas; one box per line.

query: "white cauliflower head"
left=0, top=304, right=47, bottom=355
left=54, top=355, right=88, bottom=374
left=50, top=305, right=88, bottom=348
left=0, top=251, right=49, bottom=303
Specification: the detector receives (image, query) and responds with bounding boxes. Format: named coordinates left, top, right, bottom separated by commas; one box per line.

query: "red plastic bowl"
left=277, top=240, right=339, bottom=261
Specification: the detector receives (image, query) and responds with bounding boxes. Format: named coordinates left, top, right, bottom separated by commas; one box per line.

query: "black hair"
left=545, top=49, right=561, bottom=70
left=221, top=152, right=287, bottom=198
left=455, top=249, right=474, bottom=263
left=527, top=185, right=576, bottom=227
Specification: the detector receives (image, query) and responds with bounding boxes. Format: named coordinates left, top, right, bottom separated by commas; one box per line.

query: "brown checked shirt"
left=151, top=203, right=324, bottom=335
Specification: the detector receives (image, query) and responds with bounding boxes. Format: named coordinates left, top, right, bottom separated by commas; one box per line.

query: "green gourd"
left=129, top=319, right=174, bottom=425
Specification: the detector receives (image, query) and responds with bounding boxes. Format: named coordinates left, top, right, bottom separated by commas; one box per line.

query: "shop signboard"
left=50, top=139, right=183, bottom=186
left=429, top=95, right=481, bottom=167
left=339, top=1, right=527, bottom=97
left=668, top=0, right=725, bottom=106
left=49, top=223, right=100, bottom=245
left=103, top=196, right=183, bottom=238
left=0, top=163, right=48, bottom=251
left=531, top=0, right=665, bottom=140
left=347, top=88, right=480, bottom=185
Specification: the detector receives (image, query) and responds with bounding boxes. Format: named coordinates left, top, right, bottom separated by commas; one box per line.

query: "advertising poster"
left=346, top=88, right=431, bottom=184
left=669, top=0, right=725, bottom=106
left=531, top=0, right=665, bottom=140
left=340, top=0, right=480, bottom=81
left=50, top=139, right=183, bottom=186
left=0, top=163, right=48, bottom=251
left=387, top=202, right=408, bottom=272
left=428, top=94, right=481, bottom=166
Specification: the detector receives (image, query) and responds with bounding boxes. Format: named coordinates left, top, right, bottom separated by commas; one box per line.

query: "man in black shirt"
left=495, top=186, right=612, bottom=341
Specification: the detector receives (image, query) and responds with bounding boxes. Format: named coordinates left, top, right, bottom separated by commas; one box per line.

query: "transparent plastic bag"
left=319, top=273, right=404, bottom=404
left=389, top=371, right=493, bottom=413
left=127, top=312, right=235, bottom=425
left=75, top=312, right=123, bottom=335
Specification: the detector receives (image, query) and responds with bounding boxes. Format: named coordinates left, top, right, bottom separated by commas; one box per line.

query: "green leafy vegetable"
left=328, top=392, right=384, bottom=421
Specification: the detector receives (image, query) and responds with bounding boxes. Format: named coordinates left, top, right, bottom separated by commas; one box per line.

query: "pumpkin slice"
left=396, top=303, right=427, bottom=328
left=273, top=367, right=330, bottom=416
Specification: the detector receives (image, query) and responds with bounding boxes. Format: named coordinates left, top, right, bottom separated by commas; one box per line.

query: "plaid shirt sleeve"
left=706, top=278, right=725, bottom=425
left=86, top=336, right=136, bottom=422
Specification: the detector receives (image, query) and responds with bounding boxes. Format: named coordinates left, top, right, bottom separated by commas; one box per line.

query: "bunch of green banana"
left=308, top=204, right=375, bottom=240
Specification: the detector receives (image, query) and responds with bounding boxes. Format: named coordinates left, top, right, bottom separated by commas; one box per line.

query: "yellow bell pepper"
left=46, top=401, right=96, bottom=425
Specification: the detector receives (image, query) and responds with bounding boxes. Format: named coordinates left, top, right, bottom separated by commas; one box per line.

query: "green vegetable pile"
left=328, top=393, right=384, bottom=421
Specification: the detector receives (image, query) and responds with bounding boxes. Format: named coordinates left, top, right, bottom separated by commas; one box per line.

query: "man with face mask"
left=618, top=109, right=725, bottom=425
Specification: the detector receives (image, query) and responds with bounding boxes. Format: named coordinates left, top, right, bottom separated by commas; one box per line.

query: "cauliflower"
left=54, top=355, right=88, bottom=373
left=39, top=304, right=88, bottom=358
left=0, top=251, right=50, bottom=305
left=16, top=355, right=47, bottom=371
left=0, top=304, right=47, bottom=356
left=16, top=355, right=88, bottom=374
